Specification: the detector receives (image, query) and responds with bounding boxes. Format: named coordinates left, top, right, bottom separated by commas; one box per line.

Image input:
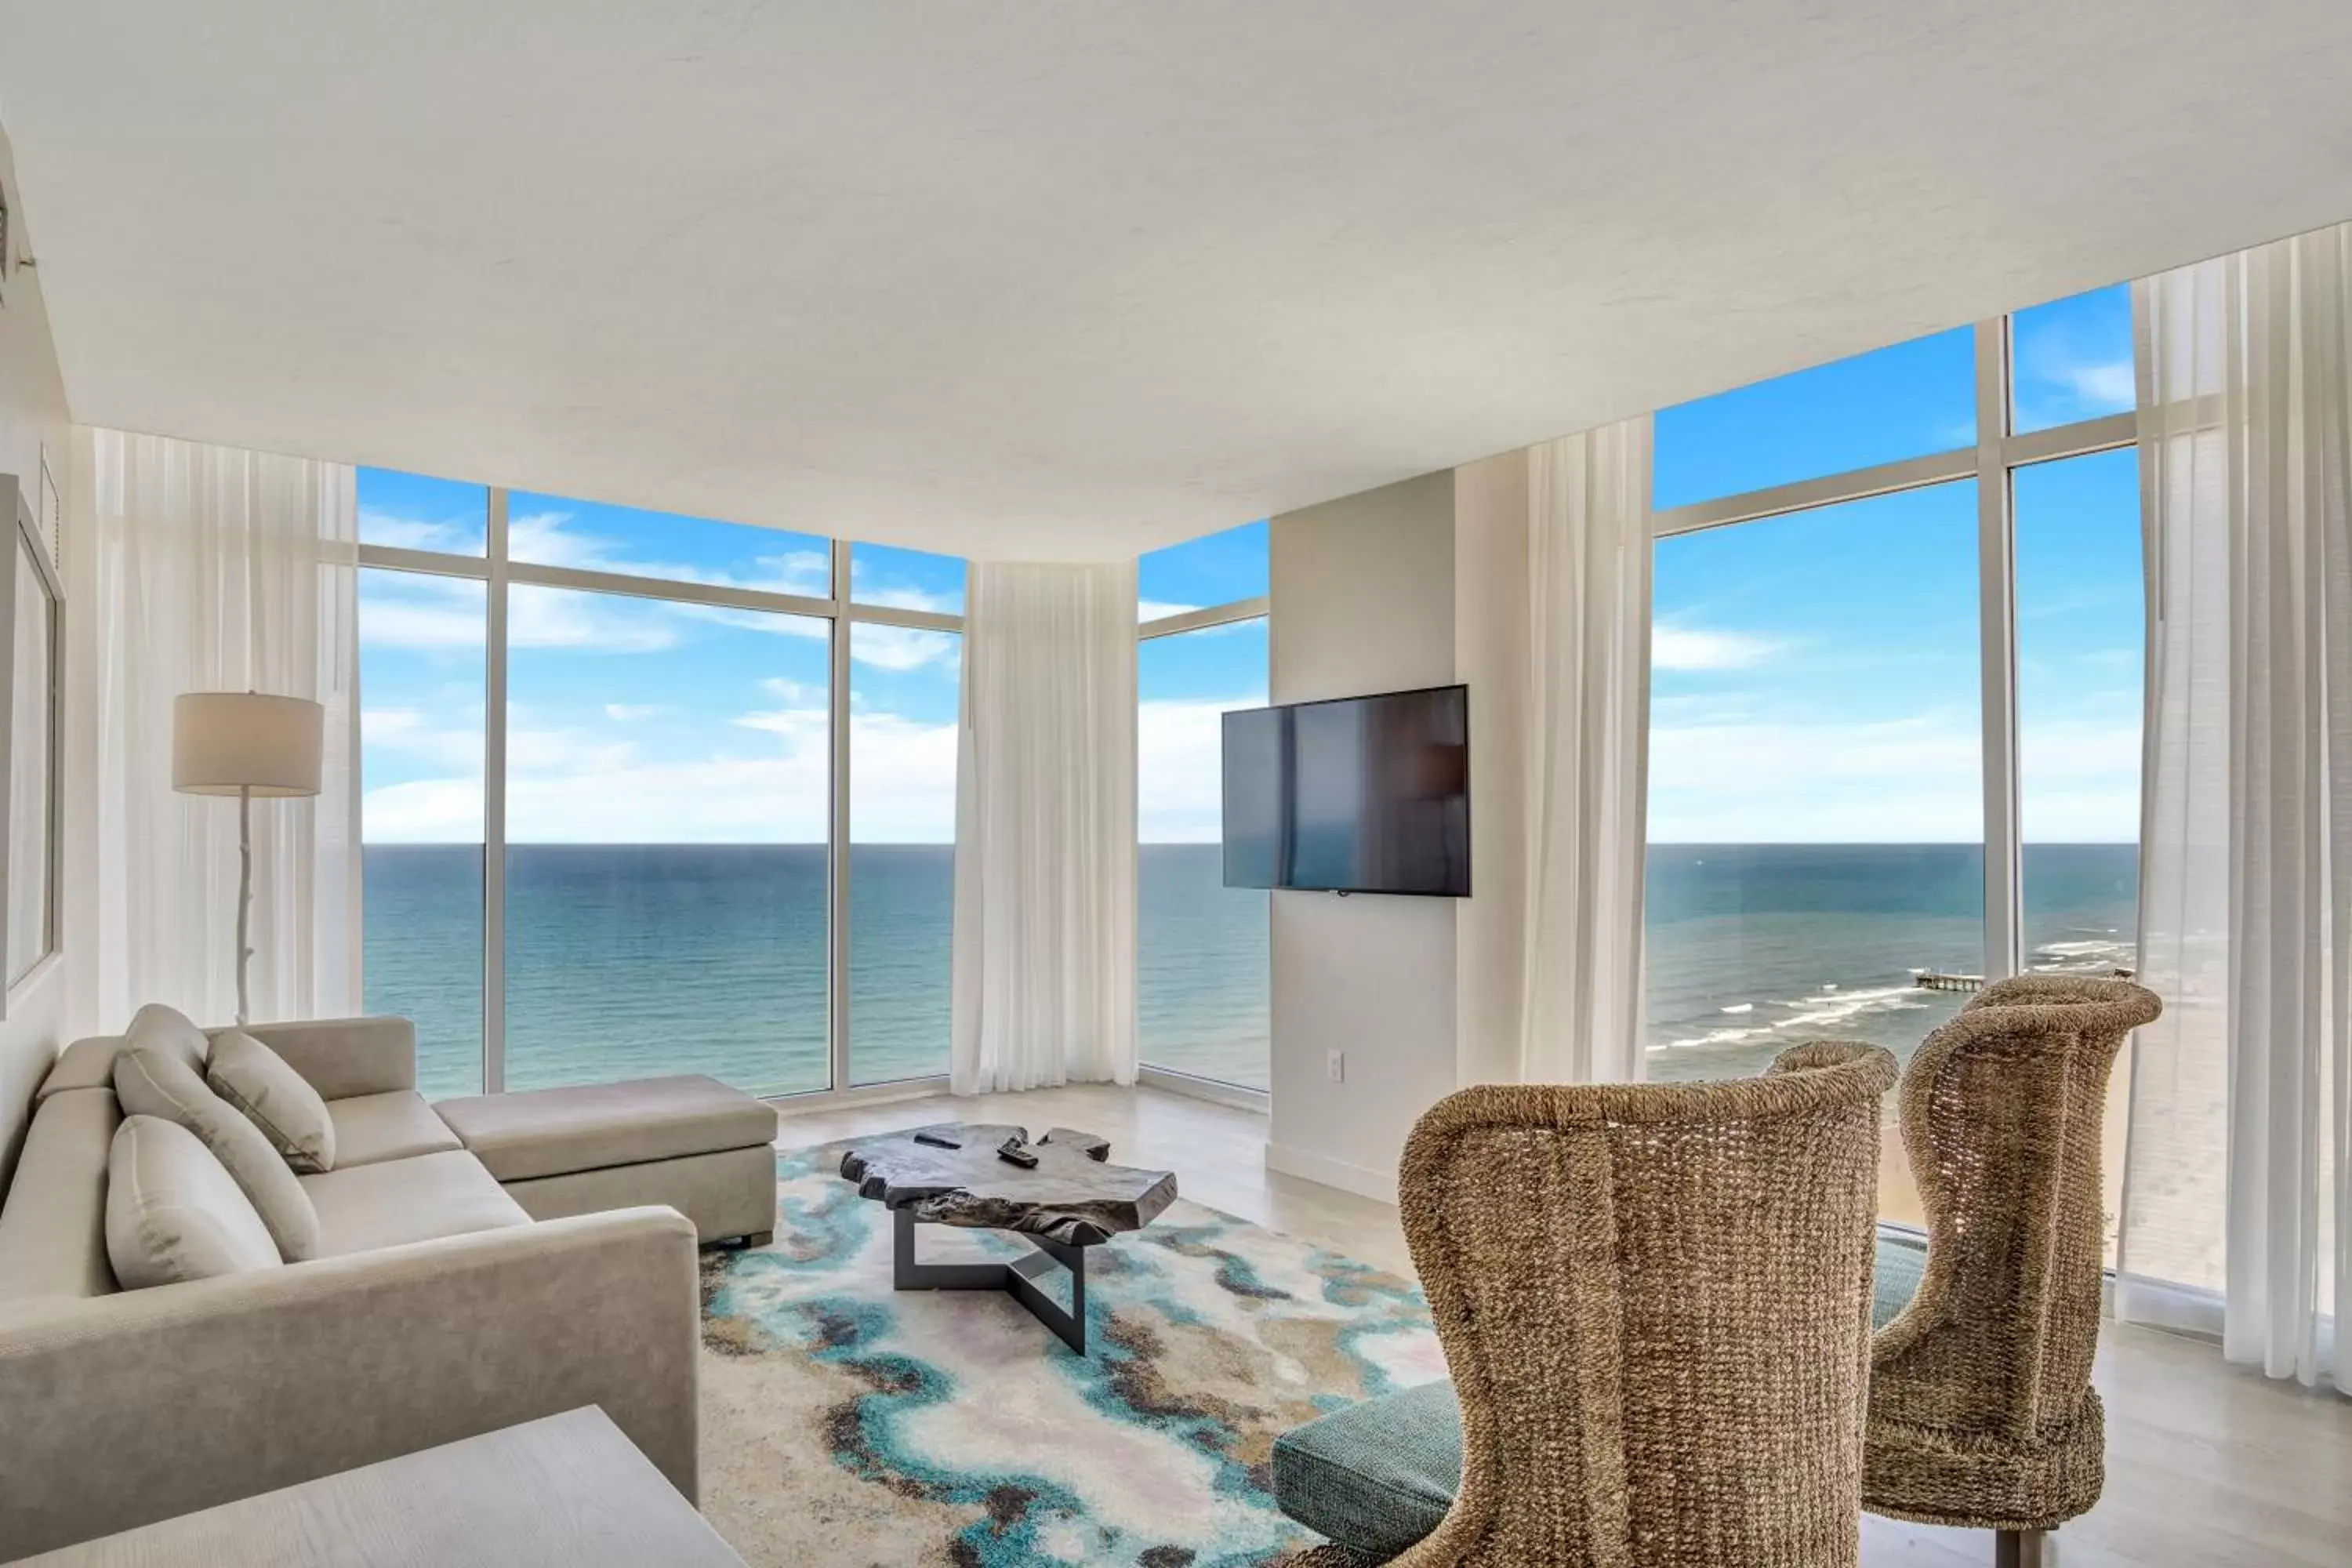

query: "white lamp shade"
left=172, top=692, right=325, bottom=798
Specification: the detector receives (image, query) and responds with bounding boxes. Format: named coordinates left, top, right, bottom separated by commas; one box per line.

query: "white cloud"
left=851, top=581, right=956, bottom=615
left=507, top=510, right=831, bottom=600
left=732, top=703, right=826, bottom=740
left=358, top=582, right=486, bottom=650
left=362, top=517, right=960, bottom=670
left=758, top=677, right=825, bottom=705
left=361, top=706, right=484, bottom=770
left=509, top=583, right=677, bottom=652
left=361, top=776, right=487, bottom=842
left=1649, top=713, right=1983, bottom=841
left=361, top=510, right=484, bottom=554
left=850, top=623, right=960, bottom=673
left=1652, top=623, right=1783, bottom=672
left=1648, top=710, right=2142, bottom=842
left=845, top=711, right=960, bottom=840
left=1138, top=691, right=1262, bottom=841
left=2060, top=360, right=2134, bottom=408
left=364, top=702, right=961, bottom=844
left=603, top=703, right=661, bottom=722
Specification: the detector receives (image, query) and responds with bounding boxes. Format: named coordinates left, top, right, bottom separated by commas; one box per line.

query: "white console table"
left=7, top=1407, right=745, bottom=1567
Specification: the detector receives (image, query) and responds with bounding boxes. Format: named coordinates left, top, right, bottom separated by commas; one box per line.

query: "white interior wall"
left=1263, top=450, right=1553, bottom=1203
left=1450, top=449, right=1532, bottom=1091
left=1265, top=471, right=1461, bottom=1200
left=0, top=114, right=71, bottom=1189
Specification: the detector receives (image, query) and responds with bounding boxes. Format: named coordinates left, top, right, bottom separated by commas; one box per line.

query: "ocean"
left=362, top=841, right=2135, bottom=1103
left=361, top=843, right=1273, bottom=1100
left=1643, top=843, right=2139, bottom=1083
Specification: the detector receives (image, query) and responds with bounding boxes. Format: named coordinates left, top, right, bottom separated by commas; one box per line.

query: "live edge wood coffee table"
left=840, top=1123, right=1177, bottom=1353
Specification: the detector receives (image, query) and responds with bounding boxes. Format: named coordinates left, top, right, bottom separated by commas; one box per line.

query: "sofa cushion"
left=114, top=1047, right=321, bottom=1262
left=0, top=1088, right=121, bottom=1304
left=299, top=1149, right=532, bottom=1257
left=127, top=1003, right=213, bottom=1075
left=34, top=1036, right=126, bottom=1104
left=34, top=1006, right=204, bottom=1108
left=1270, top=1231, right=1936, bottom=1562
left=434, top=1074, right=778, bottom=1182
left=105, top=1116, right=285, bottom=1287
left=207, top=1029, right=337, bottom=1174
left=328, top=1089, right=464, bottom=1168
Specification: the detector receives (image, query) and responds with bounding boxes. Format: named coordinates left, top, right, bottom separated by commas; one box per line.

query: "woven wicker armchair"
left=1289, top=1040, right=1896, bottom=1567
left=1865, top=975, right=2161, bottom=1567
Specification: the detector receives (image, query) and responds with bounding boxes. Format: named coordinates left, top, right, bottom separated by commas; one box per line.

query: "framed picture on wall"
left=0, top=474, right=62, bottom=1014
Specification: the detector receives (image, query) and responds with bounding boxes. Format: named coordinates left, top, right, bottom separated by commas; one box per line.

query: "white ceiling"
left=3, top=4, right=2350, bottom=561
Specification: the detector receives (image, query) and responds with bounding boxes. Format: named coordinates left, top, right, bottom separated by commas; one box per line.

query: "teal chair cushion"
left=1272, top=1378, right=1461, bottom=1562
left=1872, top=1229, right=1926, bottom=1329
left=1272, top=1231, right=1928, bottom=1563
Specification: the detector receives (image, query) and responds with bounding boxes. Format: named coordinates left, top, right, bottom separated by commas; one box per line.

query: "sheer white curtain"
left=67, top=429, right=359, bottom=1035
left=1516, top=419, right=1653, bottom=1083
left=2124, top=223, right=2351, bottom=1389
left=949, top=559, right=1138, bottom=1094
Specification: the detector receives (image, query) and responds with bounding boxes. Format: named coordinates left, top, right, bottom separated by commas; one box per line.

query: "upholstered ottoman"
left=434, top=1075, right=779, bottom=1247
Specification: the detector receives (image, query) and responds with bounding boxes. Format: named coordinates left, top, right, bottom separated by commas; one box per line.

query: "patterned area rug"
left=698, top=1142, right=1440, bottom=1567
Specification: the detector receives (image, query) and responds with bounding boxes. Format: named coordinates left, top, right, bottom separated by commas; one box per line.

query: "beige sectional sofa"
left=0, top=1014, right=774, bottom=1559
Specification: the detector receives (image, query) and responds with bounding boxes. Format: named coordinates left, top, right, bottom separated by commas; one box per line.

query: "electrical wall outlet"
left=1327, top=1049, right=1345, bottom=1084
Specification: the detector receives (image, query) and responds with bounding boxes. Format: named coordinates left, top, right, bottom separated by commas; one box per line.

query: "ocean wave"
left=1659, top=982, right=1931, bottom=1051
left=2028, top=937, right=2136, bottom=976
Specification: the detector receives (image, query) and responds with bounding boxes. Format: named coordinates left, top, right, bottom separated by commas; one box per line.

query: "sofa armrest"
left=239, top=1014, right=418, bottom=1098
left=0, top=1207, right=699, bottom=1559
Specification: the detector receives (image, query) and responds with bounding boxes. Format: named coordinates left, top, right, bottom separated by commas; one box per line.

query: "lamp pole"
left=172, top=691, right=323, bottom=1029
left=236, top=782, right=253, bottom=1026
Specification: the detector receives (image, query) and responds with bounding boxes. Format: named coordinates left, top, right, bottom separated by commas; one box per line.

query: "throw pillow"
left=122, top=1000, right=213, bottom=1076
left=207, top=1029, right=337, bottom=1174
left=106, top=1115, right=284, bottom=1287
left=114, top=1046, right=321, bottom=1262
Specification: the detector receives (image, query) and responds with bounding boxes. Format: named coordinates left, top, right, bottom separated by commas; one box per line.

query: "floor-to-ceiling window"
left=846, top=544, right=964, bottom=1087
left=1646, top=285, right=2143, bottom=1247
left=357, top=474, right=491, bottom=1099
left=356, top=477, right=963, bottom=1102
left=1137, top=522, right=1271, bottom=1091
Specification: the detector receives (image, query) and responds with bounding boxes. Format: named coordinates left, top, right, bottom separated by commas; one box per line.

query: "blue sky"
left=361, top=282, right=2137, bottom=852
left=358, top=488, right=1264, bottom=844
left=1650, top=283, right=2141, bottom=844
left=359, top=485, right=970, bottom=844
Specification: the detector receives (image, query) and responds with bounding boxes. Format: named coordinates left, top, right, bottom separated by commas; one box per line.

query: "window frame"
left=1649, top=312, right=2142, bottom=996
left=358, top=495, right=963, bottom=1107
left=0, top=470, right=63, bottom=1011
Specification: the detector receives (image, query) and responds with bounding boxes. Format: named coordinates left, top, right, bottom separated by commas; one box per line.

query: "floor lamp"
left=172, top=691, right=324, bottom=1026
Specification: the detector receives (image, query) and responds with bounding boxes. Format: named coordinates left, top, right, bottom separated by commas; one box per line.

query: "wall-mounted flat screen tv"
left=1221, top=684, right=1469, bottom=897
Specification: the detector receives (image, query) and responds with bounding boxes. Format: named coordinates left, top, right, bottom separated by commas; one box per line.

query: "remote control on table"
left=996, top=1138, right=1040, bottom=1169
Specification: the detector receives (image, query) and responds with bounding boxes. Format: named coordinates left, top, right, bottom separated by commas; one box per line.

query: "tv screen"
left=1221, top=684, right=1470, bottom=896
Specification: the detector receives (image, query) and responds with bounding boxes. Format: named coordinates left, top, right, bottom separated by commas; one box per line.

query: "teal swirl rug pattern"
left=698, top=1142, right=1440, bottom=1567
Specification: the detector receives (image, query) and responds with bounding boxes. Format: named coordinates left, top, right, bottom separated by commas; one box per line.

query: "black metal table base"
left=892, top=1207, right=1091, bottom=1353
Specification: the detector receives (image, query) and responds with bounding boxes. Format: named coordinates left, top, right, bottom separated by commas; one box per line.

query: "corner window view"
left=31, top=13, right=2352, bottom=1561
left=1646, top=285, right=2145, bottom=1243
